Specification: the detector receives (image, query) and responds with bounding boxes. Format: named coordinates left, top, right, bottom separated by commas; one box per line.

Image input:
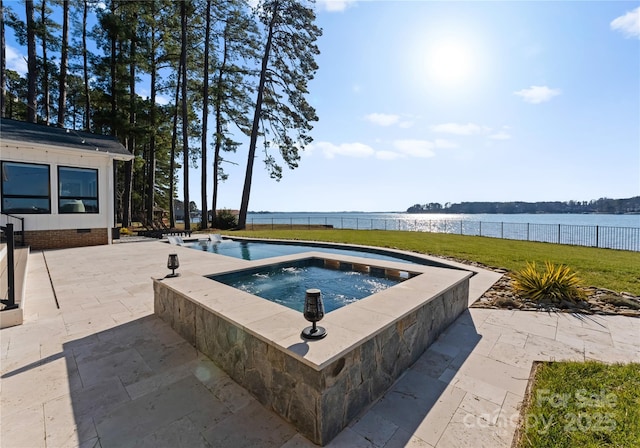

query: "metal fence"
left=247, top=217, right=640, bottom=252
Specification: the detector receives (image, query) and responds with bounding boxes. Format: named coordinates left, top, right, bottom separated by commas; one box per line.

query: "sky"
left=4, top=1, right=640, bottom=212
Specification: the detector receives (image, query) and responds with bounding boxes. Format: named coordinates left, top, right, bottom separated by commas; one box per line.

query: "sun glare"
left=424, top=40, right=475, bottom=87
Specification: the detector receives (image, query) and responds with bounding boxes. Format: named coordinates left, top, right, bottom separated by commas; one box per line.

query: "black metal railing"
left=1, top=223, right=18, bottom=310
left=246, top=217, right=640, bottom=252
left=1, top=212, right=25, bottom=246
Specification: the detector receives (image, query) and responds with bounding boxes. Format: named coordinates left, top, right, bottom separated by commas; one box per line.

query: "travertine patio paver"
left=0, top=241, right=638, bottom=447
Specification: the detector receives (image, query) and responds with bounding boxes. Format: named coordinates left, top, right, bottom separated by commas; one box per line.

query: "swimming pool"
left=186, top=238, right=454, bottom=268
left=209, top=257, right=409, bottom=313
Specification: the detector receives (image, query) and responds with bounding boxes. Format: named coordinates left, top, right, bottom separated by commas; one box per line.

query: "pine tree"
left=57, top=0, right=69, bottom=126
left=26, top=0, right=37, bottom=122
left=1, top=0, right=6, bottom=117
left=237, top=0, right=321, bottom=229
left=180, top=0, right=190, bottom=230
left=210, top=0, right=259, bottom=227
left=200, top=0, right=212, bottom=229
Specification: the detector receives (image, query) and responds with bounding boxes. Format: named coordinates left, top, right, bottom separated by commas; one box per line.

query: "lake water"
left=244, top=212, right=640, bottom=251
left=246, top=212, right=640, bottom=228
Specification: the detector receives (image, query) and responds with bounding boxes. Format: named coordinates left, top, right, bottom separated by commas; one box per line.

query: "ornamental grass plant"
left=513, top=261, right=585, bottom=304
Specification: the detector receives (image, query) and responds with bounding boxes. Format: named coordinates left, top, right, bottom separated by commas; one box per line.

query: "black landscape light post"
left=167, top=253, right=180, bottom=277
left=301, top=288, right=327, bottom=339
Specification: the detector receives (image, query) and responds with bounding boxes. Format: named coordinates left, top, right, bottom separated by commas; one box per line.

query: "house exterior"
left=1, top=118, right=134, bottom=249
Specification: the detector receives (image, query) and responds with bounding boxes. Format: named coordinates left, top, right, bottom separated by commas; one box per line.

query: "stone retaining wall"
left=154, top=265, right=469, bottom=445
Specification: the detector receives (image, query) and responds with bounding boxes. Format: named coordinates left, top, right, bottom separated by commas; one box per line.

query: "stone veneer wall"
left=24, top=228, right=108, bottom=250
left=154, top=278, right=469, bottom=445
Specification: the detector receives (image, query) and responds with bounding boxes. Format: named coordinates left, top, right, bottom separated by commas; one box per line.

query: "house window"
left=1, top=161, right=51, bottom=214
left=58, top=167, right=99, bottom=213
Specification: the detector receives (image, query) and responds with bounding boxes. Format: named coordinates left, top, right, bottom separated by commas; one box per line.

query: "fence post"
left=527, top=223, right=530, bottom=241
left=595, top=225, right=599, bottom=248
left=479, top=221, right=482, bottom=236
left=501, top=222, right=504, bottom=239
left=460, top=220, right=463, bottom=235
left=558, top=224, right=561, bottom=244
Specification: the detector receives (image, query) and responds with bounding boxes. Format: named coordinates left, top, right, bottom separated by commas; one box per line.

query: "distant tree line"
left=407, top=197, right=640, bottom=214
left=1, top=0, right=321, bottom=230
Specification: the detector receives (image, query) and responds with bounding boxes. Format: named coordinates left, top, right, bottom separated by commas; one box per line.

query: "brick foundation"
left=24, top=228, right=109, bottom=250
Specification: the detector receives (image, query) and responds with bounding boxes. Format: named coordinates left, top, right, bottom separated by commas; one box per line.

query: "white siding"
left=1, top=142, right=117, bottom=233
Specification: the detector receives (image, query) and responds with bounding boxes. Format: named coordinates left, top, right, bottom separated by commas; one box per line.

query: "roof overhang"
left=1, top=138, right=135, bottom=161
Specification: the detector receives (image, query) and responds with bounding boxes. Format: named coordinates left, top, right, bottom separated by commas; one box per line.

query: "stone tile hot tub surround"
left=153, top=251, right=472, bottom=445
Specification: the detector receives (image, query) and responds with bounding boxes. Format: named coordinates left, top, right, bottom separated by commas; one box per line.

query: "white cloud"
left=5, top=45, right=28, bottom=75
left=489, top=131, right=511, bottom=140
left=429, top=123, right=490, bottom=135
left=318, top=0, right=357, bottom=12
left=313, top=141, right=375, bottom=159
left=312, top=138, right=453, bottom=161
left=364, top=113, right=400, bottom=127
left=139, top=89, right=170, bottom=106
left=434, top=139, right=458, bottom=148
left=398, top=120, right=415, bottom=129
left=375, top=151, right=403, bottom=160
left=514, top=85, right=561, bottom=104
left=611, top=7, right=640, bottom=39
left=392, top=140, right=436, bottom=158
left=365, top=113, right=416, bottom=129
left=156, top=95, right=170, bottom=106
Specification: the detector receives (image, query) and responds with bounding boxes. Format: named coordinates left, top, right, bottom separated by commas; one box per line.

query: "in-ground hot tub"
left=154, top=251, right=472, bottom=445
left=210, top=257, right=416, bottom=313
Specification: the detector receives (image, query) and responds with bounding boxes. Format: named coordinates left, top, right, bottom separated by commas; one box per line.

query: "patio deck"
left=1, top=240, right=638, bottom=447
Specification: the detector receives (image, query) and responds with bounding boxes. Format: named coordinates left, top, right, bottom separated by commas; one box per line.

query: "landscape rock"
left=459, top=261, right=640, bottom=317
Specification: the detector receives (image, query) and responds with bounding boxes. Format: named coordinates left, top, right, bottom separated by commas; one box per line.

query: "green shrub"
left=513, top=261, right=584, bottom=304
left=214, top=209, right=238, bottom=230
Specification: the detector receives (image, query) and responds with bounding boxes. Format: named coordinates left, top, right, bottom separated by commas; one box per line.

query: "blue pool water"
left=187, top=238, right=446, bottom=267
left=210, top=258, right=403, bottom=313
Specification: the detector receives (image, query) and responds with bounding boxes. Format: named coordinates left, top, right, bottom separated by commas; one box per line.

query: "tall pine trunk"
left=82, top=0, right=90, bottom=130
left=180, top=0, right=190, bottom=231
left=200, top=0, right=211, bottom=229
left=40, top=0, right=50, bottom=124
left=26, top=0, right=37, bottom=123
left=238, top=11, right=277, bottom=229
left=211, top=24, right=229, bottom=227
left=169, top=64, right=182, bottom=229
left=212, top=59, right=224, bottom=226
left=146, top=11, right=157, bottom=225
left=122, top=17, right=136, bottom=228
left=1, top=0, right=6, bottom=118
left=57, top=0, right=68, bottom=126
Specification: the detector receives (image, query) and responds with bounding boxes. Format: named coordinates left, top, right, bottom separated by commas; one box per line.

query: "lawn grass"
left=227, top=229, right=640, bottom=295
left=515, top=361, right=640, bottom=448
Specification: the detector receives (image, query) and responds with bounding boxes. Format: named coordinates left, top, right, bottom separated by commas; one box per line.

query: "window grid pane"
left=1, top=162, right=51, bottom=214
left=58, top=166, right=99, bottom=214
